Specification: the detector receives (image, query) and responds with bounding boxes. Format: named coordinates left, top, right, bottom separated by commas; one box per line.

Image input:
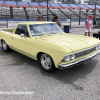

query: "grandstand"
left=0, top=0, right=100, bottom=21
left=68, top=4, right=80, bottom=9
left=59, top=4, right=71, bottom=9
left=50, top=3, right=62, bottom=9
left=40, top=3, right=51, bottom=9
left=0, top=1, right=3, bottom=7
left=13, top=8, right=26, bottom=20
left=26, top=8, right=39, bottom=20
left=29, top=2, right=40, bottom=8
left=77, top=4, right=88, bottom=10
left=6, top=1, right=16, bottom=8
left=85, top=5, right=94, bottom=9
left=93, top=5, right=100, bottom=9
left=18, top=2, right=28, bottom=8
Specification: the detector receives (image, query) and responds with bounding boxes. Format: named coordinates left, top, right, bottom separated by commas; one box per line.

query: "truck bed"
left=1, top=28, right=14, bottom=33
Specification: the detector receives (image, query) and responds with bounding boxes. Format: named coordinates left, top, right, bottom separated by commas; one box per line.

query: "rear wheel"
left=1, top=40, right=10, bottom=52
left=39, top=53, right=56, bottom=72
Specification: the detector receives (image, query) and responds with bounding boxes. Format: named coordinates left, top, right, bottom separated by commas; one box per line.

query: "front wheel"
left=39, top=53, right=56, bottom=72
left=1, top=40, right=10, bottom=52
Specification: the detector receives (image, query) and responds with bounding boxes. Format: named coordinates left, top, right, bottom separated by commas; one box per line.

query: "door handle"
left=12, top=37, right=14, bottom=39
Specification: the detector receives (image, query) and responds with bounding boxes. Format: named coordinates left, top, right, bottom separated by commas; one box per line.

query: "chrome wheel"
left=41, top=54, right=52, bottom=70
left=2, top=40, right=10, bottom=52
left=2, top=40, right=7, bottom=50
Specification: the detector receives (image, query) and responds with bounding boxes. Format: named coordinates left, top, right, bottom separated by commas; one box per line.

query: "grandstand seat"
left=13, top=8, right=26, bottom=20
left=93, top=5, right=100, bottom=10
left=68, top=4, right=80, bottom=10
left=85, top=5, right=94, bottom=10
left=6, top=1, right=16, bottom=8
left=59, top=4, right=71, bottom=9
left=18, top=2, right=29, bottom=8
left=50, top=9, right=67, bottom=19
left=50, top=3, right=62, bottom=9
left=29, top=2, right=40, bottom=8
left=40, top=3, right=51, bottom=9
left=26, top=8, right=39, bottom=20
left=0, top=1, right=3, bottom=7
left=77, top=4, right=87, bottom=10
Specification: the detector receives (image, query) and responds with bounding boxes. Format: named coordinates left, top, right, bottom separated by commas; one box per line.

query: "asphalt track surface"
left=0, top=21, right=100, bottom=100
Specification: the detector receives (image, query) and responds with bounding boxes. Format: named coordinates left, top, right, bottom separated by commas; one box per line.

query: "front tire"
left=1, top=40, right=10, bottom=52
left=39, top=53, right=56, bottom=72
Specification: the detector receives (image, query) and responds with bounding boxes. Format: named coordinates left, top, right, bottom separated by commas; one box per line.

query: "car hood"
left=38, top=33, right=99, bottom=52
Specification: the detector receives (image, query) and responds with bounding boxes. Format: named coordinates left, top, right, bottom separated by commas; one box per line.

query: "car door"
left=12, top=25, right=36, bottom=58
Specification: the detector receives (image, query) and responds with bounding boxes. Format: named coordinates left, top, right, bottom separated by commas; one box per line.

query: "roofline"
left=18, top=21, right=55, bottom=25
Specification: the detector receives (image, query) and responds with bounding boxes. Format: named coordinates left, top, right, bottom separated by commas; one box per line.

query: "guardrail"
left=0, top=15, right=8, bottom=28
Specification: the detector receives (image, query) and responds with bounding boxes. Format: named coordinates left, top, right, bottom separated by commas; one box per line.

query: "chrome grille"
left=75, top=46, right=96, bottom=58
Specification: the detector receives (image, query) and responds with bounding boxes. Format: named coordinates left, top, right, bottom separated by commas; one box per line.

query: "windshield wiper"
left=50, top=32, right=57, bottom=34
left=50, top=32, right=64, bottom=34
left=59, top=33, right=63, bottom=34
left=34, top=34, right=46, bottom=36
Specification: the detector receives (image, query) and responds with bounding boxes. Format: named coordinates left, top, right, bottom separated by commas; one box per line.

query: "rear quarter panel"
left=0, top=30, right=13, bottom=46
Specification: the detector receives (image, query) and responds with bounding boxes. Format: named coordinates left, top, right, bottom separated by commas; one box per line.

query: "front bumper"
left=58, top=50, right=100, bottom=70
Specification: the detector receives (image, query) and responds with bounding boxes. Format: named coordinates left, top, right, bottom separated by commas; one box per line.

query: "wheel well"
left=1, top=39, right=3, bottom=44
left=1, top=39, right=3, bottom=42
left=37, top=52, right=44, bottom=61
left=37, top=52, right=54, bottom=62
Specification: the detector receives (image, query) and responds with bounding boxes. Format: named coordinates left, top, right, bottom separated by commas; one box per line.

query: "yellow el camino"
left=0, top=22, right=100, bottom=72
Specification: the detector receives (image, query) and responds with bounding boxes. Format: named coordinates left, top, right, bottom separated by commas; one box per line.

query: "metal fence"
left=0, top=15, right=8, bottom=28
left=0, top=15, right=27, bottom=28
left=0, top=13, right=99, bottom=29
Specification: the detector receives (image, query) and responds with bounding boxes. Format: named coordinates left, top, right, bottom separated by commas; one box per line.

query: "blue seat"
left=0, top=1, right=3, bottom=7
left=86, top=5, right=94, bottom=9
left=6, top=1, right=16, bottom=7
left=50, top=3, right=62, bottom=9
left=18, top=2, right=28, bottom=8
left=59, top=4, right=71, bottom=9
left=77, top=4, right=87, bottom=9
left=29, top=2, right=40, bottom=8
left=40, top=3, right=51, bottom=9
left=68, top=4, right=79, bottom=9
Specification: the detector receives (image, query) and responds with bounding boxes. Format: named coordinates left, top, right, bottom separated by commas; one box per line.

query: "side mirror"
left=20, top=34, right=25, bottom=37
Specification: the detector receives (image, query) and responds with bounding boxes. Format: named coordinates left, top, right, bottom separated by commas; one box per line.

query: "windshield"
left=29, top=23, right=63, bottom=36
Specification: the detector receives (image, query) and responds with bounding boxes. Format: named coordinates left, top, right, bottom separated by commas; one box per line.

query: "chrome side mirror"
left=20, top=34, right=25, bottom=37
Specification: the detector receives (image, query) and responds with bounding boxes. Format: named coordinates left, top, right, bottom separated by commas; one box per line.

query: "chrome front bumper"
left=58, top=50, right=100, bottom=70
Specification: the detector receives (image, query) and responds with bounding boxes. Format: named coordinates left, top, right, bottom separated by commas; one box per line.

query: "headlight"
left=61, top=54, right=75, bottom=62
left=71, top=54, right=75, bottom=60
left=98, top=45, right=100, bottom=49
left=65, top=56, right=70, bottom=62
left=96, top=45, right=99, bottom=50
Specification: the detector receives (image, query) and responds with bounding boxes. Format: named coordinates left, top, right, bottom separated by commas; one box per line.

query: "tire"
left=39, top=53, right=56, bottom=72
left=1, top=40, right=10, bottom=52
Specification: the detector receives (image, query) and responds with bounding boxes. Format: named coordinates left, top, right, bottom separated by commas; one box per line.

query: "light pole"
left=79, top=7, right=81, bottom=25
left=47, top=0, right=49, bottom=21
left=93, top=1, right=96, bottom=28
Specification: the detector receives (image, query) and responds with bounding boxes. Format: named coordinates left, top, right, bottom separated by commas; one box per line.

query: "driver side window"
left=15, top=25, right=30, bottom=37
